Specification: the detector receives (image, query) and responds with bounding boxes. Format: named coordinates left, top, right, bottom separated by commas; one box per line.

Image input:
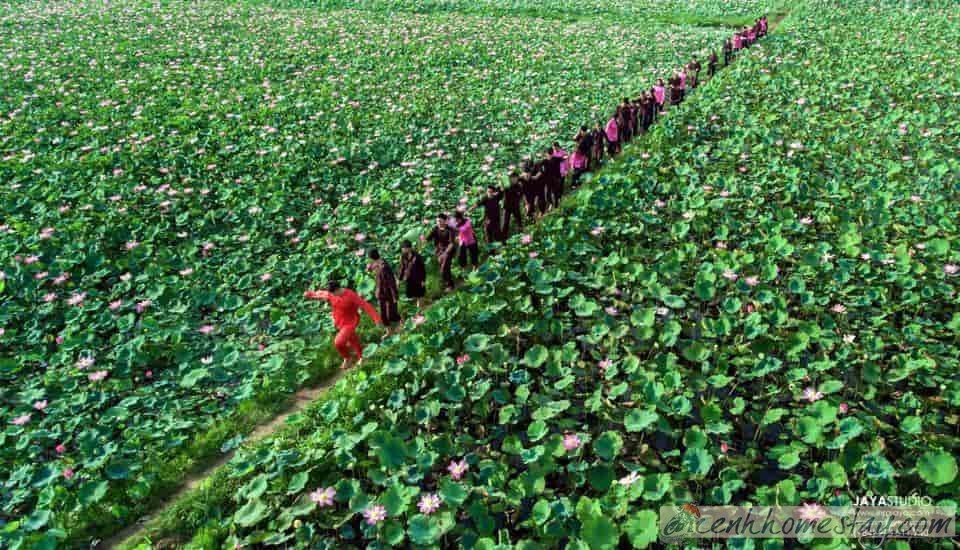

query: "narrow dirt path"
left=100, top=371, right=345, bottom=549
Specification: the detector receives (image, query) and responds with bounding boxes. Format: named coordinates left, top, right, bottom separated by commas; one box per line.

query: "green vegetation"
left=121, top=1, right=958, bottom=548
left=3, top=0, right=958, bottom=548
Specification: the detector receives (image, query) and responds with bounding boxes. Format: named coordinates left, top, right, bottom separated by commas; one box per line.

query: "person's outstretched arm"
left=354, top=292, right=382, bottom=325
left=304, top=289, right=332, bottom=302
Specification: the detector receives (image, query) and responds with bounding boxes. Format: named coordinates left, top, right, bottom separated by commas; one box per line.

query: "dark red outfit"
left=543, top=155, right=564, bottom=209
left=304, top=289, right=381, bottom=360
left=370, top=259, right=401, bottom=325
left=502, top=175, right=524, bottom=238
left=427, top=224, right=457, bottom=290
left=399, top=250, right=426, bottom=298
left=475, top=191, right=503, bottom=242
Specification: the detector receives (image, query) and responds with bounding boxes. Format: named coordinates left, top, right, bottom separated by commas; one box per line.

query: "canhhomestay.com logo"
left=661, top=505, right=956, bottom=540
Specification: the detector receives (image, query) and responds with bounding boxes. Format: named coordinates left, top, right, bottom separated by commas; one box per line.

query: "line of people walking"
left=305, top=16, right=769, bottom=369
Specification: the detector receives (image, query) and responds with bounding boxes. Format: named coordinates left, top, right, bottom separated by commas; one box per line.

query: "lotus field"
left=2, top=0, right=959, bottom=548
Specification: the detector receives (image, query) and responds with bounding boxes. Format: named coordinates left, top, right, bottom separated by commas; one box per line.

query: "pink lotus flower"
left=145, top=370, right=153, bottom=379
left=109, top=300, right=123, bottom=311
left=310, top=487, right=336, bottom=507
left=715, top=241, right=728, bottom=250
left=598, top=359, right=613, bottom=371
left=590, top=226, right=605, bottom=236
left=179, top=268, right=194, bottom=276
left=831, top=304, right=847, bottom=314
left=63, top=468, right=75, bottom=480
left=33, top=400, right=48, bottom=411
left=529, top=251, right=539, bottom=258
left=520, top=234, right=532, bottom=245
left=722, top=270, right=738, bottom=281
left=260, top=273, right=272, bottom=282
left=799, top=216, right=813, bottom=225
left=843, top=334, right=856, bottom=344
left=12, top=414, right=31, bottom=426
left=562, top=433, right=581, bottom=451
left=412, top=314, right=426, bottom=326
left=838, top=403, right=849, bottom=414
left=802, top=387, right=824, bottom=402
left=125, top=240, right=139, bottom=250
left=910, top=194, right=922, bottom=203
left=354, top=233, right=366, bottom=242
left=618, top=471, right=641, bottom=486
left=43, top=292, right=57, bottom=303
left=944, top=264, right=959, bottom=275
left=55, top=443, right=66, bottom=454
left=55, top=335, right=64, bottom=345
left=89, top=370, right=109, bottom=382
left=418, top=493, right=441, bottom=515
left=744, top=276, right=759, bottom=287
left=136, top=300, right=152, bottom=313
left=120, top=273, right=132, bottom=282
left=34, top=271, right=48, bottom=280
left=363, top=504, right=387, bottom=525
left=198, top=324, right=215, bottom=335
left=76, top=356, right=95, bottom=369
left=654, top=199, right=666, bottom=208
left=720, top=442, right=730, bottom=454
left=796, top=97, right=807, bottom=105
left=456, top=354, right=470, bottom=365
left=447, top=459, right=469, bottom=480
left=798, top=503, right=826, bottom=523
left=24, top=255, right=40, bottom=265
left=67, top=292, right=87, bottom=306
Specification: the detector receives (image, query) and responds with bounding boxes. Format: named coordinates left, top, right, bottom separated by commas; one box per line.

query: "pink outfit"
left=555, top=149, right=569, bottom=176
left=733, top=35, right=742, bottom=49
left=678, top=72, right=687, bottom=89
left=457, top=219, right=476, bottom=246
left=653, top=85, right=665, bottom=105
left=570, top=151, right=587, bottom=170
left=605, top=118, right=618, bottom=142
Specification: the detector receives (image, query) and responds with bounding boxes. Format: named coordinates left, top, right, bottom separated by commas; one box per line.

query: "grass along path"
left=100, top=374, right=344, bottom=548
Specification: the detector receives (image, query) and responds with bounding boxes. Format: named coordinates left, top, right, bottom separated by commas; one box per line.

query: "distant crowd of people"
left=306, top=16, right=770, bottom=369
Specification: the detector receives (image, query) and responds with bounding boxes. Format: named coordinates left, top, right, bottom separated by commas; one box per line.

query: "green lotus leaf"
left=917, top=452, right=958, bottom=486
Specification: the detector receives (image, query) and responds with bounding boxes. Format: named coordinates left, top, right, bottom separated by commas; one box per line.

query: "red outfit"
left=305, top=289, right=381, bottom=360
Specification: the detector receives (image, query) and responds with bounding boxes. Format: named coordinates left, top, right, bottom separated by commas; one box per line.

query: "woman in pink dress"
left=454, top=211, right=479, bottom=269
left=652, top=79, right=666, bottom=112
left=605, top=110, right=620, bottom=155
left=569, top=146, right=588, bottom=188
